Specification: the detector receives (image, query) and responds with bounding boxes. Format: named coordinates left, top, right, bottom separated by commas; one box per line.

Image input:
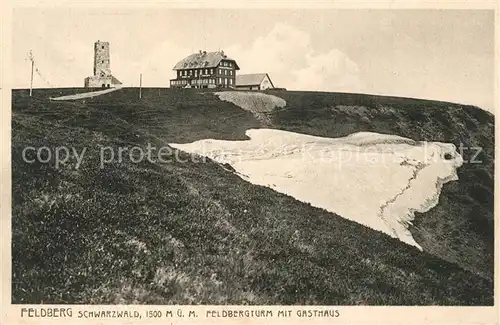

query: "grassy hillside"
left=266, top=90, right=494, bottom=281
left=11, top=88, right=494, bottom=305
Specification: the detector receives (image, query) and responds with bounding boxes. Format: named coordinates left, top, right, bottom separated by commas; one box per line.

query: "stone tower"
left=84, top=40, right=122, bottom=88
left=93, top=41, right=111, bottom=77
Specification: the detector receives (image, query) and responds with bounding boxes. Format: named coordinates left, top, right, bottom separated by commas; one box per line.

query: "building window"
left=229, top=79, right=233, bottom=85
left=210, top=68, right=214, bottom=74
left=229, top=70, right=232, bottom=76
left=219, top=69, right=222, bottom=74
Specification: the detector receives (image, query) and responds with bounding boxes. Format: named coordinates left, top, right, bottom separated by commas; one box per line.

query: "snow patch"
left=214, top=91, right=286, bottom=122
left=170, top=129, right=463, bottom=249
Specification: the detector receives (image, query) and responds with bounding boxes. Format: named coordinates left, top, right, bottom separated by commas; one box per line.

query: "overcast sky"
left=12, top=8, right=494, bottom=111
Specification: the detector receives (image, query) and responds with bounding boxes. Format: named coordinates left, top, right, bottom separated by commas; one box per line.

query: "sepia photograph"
left=3, top=3, right=497, bottom=321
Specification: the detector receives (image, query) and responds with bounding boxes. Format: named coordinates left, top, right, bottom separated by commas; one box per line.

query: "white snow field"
left=214, top=91, right=286, bottom=122
left=170, top=129, right=463, bottom=249
left=214, top=91, right=286, bottom=112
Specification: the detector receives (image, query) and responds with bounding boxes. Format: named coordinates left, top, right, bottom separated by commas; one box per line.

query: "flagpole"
left=139, top=74, right=142, bottom=99
left=29, top=51, right=34, bottom=97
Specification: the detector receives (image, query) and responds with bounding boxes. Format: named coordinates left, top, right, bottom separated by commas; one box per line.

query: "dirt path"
left=50, top=88, right=120, bottom=101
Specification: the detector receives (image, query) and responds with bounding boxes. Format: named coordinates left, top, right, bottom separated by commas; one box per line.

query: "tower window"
left=102, top=46, right=105, bottom=49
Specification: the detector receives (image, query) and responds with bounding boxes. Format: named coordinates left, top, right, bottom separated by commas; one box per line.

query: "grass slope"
left=11, top=88, right=494, bottom=305
left=266, top=90, right=494, bottom=281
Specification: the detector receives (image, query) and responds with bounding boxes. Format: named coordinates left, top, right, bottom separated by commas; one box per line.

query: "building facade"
left=170, top=50, right=239, bottom=89
left=235, top=73, right=275, bottom=90
left=84, top=40, right=122, bottom=88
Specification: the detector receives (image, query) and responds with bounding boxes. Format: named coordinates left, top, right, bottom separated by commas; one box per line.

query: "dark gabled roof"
left=236, top=73, right=274, bottom=87
left=173, top=51, right=240, bottom=70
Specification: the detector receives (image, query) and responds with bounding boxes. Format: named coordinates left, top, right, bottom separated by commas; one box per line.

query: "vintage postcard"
left=1, top=1, right=498, bottom=324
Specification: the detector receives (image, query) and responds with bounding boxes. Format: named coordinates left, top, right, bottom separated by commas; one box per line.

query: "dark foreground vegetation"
left=12, top=88, right=494, bottom=304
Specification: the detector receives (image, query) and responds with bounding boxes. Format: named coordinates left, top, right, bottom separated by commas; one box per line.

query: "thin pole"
left=29, top=58, right=34, bottom=97
left=139, top=74, right=142, bottom=99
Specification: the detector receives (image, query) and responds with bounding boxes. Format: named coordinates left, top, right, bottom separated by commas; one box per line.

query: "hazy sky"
left=12, top=8, right=494, bottom=111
